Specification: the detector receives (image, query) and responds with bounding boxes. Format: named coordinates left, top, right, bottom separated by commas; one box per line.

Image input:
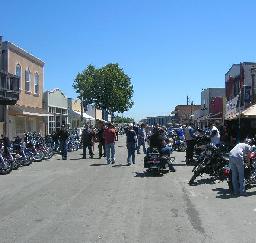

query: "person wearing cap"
left=229, top=139, right=253, bottom=196
left=81, top=124, right=94, bottom=159
left=126, top=124, right=137, bottom=165
left=57, top=124, right=70, bottom=160
left=103, top=122, right=116, bottom=164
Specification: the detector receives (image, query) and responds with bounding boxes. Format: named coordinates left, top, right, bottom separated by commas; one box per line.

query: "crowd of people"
left=56, top=120, right=255, bottom=196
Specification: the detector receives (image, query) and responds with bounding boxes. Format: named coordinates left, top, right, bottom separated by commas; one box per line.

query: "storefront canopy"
left=73, top=111, right=95, bottom=120
left=241, top=104, right=256, bottom=118
left=225, top=104, right=256, bottom=120
left=9, top=105, right=52, bottom=116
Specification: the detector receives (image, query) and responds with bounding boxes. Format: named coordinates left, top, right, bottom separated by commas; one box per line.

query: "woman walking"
left=126, top=124, right=137, bottom=166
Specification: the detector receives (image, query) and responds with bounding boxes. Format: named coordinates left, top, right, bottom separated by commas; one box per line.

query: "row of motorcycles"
left=0, top=131, right=81, bottom=175
left=188, top=134, right=256, bottom=193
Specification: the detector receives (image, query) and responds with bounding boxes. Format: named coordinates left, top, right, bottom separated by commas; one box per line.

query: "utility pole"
left=186, top=96, right=189, bottom=105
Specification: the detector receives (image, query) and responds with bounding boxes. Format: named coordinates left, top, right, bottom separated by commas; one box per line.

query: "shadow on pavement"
left=172, top=163, right=187, bottom=167
left=70, top=158, right=83, bottom=161
left=213, top=187, right=234, bottom=199
left=112, top=164, right=129, bottom=167
left=213, top=186, right=256, bottom=199
left=134, top=171, right=166, bottom=178
left=197, top=177, right=216, bottom=185
left=90, top=163, right=108, bottom=166
left=189, top=177, right=216, bottom=186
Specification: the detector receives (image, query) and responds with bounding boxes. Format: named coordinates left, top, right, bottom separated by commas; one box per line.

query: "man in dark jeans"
left=81, top=124, right=94, bottom=159
left=184, top=123, right=197, bottom=165
left=57, top=124, right=70, bottom=160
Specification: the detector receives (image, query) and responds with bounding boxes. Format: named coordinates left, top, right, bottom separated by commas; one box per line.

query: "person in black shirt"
left=81, top=124, right=94, bottom=159
left=149, top=128, right=172, bottom=156
left=57, top=124, right=69, bottom=160
left=126, top=124, right=137, bottom=165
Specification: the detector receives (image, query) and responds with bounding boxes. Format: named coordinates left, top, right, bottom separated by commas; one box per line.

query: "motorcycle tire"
left=189, top=173, right=198, bottom=185
left=74, top=144, right=79, bottom=151
left=22, top=156, right=33, bottom=166
left=33, top=151, right=44, bottom=162
left=12, top=159, right=20, bottom=170
left=0, top=158, right=13, bottom=175
left=189, top=165, right=204, bottom=185
left=179, top=144, right=186, bottom=152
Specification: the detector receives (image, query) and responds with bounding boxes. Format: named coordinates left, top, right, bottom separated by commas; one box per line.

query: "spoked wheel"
left=189, top=165, right=203, bottom=185
left=0, top=158, right=13, bottom=175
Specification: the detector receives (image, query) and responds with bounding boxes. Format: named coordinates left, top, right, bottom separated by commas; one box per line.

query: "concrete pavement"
left=0, top=135, right=256, bottom=242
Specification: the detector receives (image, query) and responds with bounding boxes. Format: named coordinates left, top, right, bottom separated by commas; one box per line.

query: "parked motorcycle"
left=0, top=142, right=13, bottom=175
left=189, top=144, right=229, bottom=185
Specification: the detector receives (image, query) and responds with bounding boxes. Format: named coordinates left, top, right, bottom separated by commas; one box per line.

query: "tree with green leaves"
left=113, top=115, right=134, bottom=124
left=73, top=63, right=134, bottom=115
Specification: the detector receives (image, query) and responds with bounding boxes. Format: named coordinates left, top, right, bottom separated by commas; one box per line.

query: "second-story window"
left=16, top=64, right=21, bottom=90
left=34, top=72, right=39, bottom=95
left=25, top=68, right=31, bottom=92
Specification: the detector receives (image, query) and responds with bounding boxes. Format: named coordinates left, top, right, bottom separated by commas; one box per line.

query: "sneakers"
left=111, top=159, right=115, bottom=164
left=240, top=192, right=248, bottom=197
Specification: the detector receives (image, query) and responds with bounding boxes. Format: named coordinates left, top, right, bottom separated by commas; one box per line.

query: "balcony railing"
left=0, top=71, right=20, bottom=105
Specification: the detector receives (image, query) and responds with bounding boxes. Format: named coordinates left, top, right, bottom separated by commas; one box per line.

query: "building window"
left=34, top=72, right=39, bottom=95
left=16, top=64, right=21, bottom=77
left=16, top=117, right=26, bottom=135
left=25, top=68, right=31, bottom=92
left=16, top=64, right=22, bottom=90
left=49, top=116, right=56, bottom=134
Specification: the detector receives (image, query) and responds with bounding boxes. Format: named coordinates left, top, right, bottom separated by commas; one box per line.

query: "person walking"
left=81, top=124, right=94, bottom=159
left=184, top=123, right=197, bottom=165
left=229, top=139, right=253, bottom=196
left=103, top=122, right=116, bottom=164
left=97, top=121, right=106, bottom=158
left=57, top=124, right=70, bottom=160
left=137, top=123, right=147, bottom=154
left=126, top=124, right=137, bottom=165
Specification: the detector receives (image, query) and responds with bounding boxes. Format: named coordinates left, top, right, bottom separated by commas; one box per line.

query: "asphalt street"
left=1, top=135, right=256, bottom=243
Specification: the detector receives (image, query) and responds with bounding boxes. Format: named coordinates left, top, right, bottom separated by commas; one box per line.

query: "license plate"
left=148, top=159, right=160, bottom=163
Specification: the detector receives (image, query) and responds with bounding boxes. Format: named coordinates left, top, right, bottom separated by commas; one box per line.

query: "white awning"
left=241, top=104, right=256, bottom=117
left=73, top=111, right=95, bottom=120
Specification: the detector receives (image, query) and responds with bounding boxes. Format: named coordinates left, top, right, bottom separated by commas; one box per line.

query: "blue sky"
left=2, top=0, right=256, bottom=121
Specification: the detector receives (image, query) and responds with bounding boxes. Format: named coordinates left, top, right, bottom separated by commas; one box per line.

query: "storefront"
left=8, top=104, right=50, bottom=139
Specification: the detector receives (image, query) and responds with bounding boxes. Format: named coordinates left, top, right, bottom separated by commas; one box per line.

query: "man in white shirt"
left=229, top=139, right=253, bottom=196
left=210, top=122, right=220, bottom=146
